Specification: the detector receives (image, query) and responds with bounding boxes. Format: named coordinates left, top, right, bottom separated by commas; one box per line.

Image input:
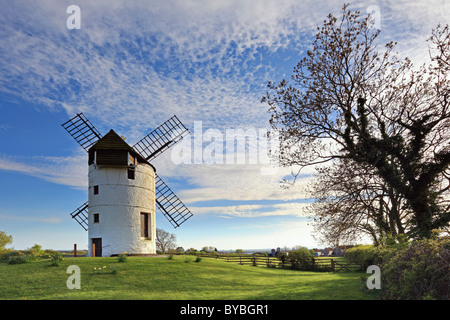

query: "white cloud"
left=2, top=0, right=446, bottom=137
left=0, top=153, right=87, bottom=189
left=190, top=202, right=311, bottom=218
left=0, top=0, right=340, bottom=134
left=0, top=213, right=63, bottom=224
left=153, top=146, right=311, bottom=200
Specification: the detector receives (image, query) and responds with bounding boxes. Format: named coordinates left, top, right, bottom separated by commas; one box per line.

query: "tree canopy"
left=262, top=5, right=450, bottom=241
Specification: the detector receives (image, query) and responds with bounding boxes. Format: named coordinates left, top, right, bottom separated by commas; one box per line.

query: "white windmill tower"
left=62, top=113, right=193, bottom=257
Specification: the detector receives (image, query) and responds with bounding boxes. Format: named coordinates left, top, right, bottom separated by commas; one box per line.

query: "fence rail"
left=196, top=254, right=365, bottom=272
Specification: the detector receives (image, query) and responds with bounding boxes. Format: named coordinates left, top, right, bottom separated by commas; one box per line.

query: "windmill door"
left=92, top=238, right=102, bottom=257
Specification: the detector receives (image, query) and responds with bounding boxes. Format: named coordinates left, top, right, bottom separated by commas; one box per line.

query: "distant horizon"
left=8, top=245, right=358, bottom=253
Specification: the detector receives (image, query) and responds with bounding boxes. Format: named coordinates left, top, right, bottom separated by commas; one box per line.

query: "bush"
left=344, top=245, right=382, bottom=266
left=185, top=248, right=198, bottom=255
left=49, top=252, right=63, bottom=266
left=7, top=253, right=38, bottom=264
left=279, top=247, right=315, bottom=270
left=380, top=236, right=449, bottom=300
left=1, top=250, right=20, bottom=262
left=117, top=252, right=128, bottom=263
left=8, top=255, right=29, bottom=264
left=290, top=247, right=315, bottom=269
left=30, top=244, right=44, bottom=256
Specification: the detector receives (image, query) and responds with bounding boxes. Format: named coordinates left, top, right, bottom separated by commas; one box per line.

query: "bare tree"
left=156, top=228, right=176, bottom=254
left=307, top=158, right=411, bottom=246
left=262, top=5, right=450, bottom=239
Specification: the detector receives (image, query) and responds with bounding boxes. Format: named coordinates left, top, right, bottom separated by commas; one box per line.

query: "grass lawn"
left=0, top=255, right=377, bottom=300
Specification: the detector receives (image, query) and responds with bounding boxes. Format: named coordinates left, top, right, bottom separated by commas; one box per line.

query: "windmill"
left=62, top=113, right=193, bottom=257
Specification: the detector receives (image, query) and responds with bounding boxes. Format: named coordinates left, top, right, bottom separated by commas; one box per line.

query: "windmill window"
left=93, top=185, right=99, bottom=195
left=127, top=168, right=135, bottom=180
left=140, top=212, right=150, bottom=239
left=93, top=213, right=99, bottom=223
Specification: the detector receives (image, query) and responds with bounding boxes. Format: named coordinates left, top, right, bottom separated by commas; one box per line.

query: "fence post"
left=92, top=243, right=95, bottom=257
left=74, top=244, right=77, bottom=257
left=331, top=258, right=335, bottom=271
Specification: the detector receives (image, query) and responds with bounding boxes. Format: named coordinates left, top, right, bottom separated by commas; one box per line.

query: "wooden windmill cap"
left=88, top=129, right=154, bottom=169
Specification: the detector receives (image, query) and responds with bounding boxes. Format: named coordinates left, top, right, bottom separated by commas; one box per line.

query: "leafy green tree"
left=0, top=231, right=13, bottom=252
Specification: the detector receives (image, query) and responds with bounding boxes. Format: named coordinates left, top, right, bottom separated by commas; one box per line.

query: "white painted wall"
left=87, top=163, right=156, bottom=257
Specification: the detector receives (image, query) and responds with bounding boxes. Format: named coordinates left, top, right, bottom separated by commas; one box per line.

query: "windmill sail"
left=62, top=113, right=102, bottom=151
left=133, top=115, right=189, bottom=162
left=155, top=174, right=193, bottom=228
left=70, top=202, right=89, bottom=231
left=62, top=113, right=194, bottom=233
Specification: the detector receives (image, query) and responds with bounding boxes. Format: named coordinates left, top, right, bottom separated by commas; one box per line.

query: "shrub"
left=30, top=244, right=44, bottom=256
left=7, top=253, right=38, bottom=264
left=168, top=254, right=174, bottom=260
left=44, top=249, right=59, bottom=256
left=277, top=252, right=288, bottom=268
left=8, top=255, right=29, bottom=264
left=208, top=251, right=219, bottom=257
left=195, top=256, right=202, bottom=263
left=344, top=245, right=382, bottom=266
left=185, top=248, right=198, bottom=255
left=289, top=247, right=315, bottom=270
left=278, top=247, right=315, bottom=270
left=49, top=252, right=63, bottom=266
left=1, top=250, right=20, bottom=262
left=117, top=252, right=128, bottom=263
left=380, top=236, right=449, bottom=300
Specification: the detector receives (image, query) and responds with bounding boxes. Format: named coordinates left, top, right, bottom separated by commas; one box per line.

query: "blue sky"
left=1, top=0, right=449, bottom=251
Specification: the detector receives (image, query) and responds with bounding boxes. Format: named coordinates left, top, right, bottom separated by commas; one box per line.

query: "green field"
left=0, top=255, right=376, bottom=300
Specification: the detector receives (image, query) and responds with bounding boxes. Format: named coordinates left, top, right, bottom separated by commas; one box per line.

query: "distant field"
left=0, top=255, right=376, bottom=300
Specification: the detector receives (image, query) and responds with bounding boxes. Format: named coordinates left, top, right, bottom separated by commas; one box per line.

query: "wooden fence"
left=197, top=254, right=365, bottom=272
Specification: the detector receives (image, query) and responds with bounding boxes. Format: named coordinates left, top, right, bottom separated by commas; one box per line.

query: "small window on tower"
left=93, top=185, right=99, bottom=194
left=93, top=213, right=99, bottom=223
left=127, top=168, right=135, bottom=180
left=140, top=213, right=150, bottom=239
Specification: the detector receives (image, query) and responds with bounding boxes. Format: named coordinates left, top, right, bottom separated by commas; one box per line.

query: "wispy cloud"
left=0, top=213, right=64, bottom=224
left=190, top=202, right=311, bottom=218
left=0, top=153, right=87, bottom=189
left=2, top=1, right=448, bottom=130
left=1, top=0, right=448, bottom=212
left=0, top=0, right=338, bottom=134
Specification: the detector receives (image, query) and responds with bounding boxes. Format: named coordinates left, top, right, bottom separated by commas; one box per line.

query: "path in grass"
left=0, top=255, right=375, bottom=300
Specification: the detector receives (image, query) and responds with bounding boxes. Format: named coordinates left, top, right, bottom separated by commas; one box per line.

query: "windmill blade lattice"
left=133, top=115, right=189, bottom=162
left=61, top=113, right=194, bottom=233
left=155, top=174, right=193, bottom=228
left=61, top=113, right=102, bottom=151
left=70, top=201, right=89, bottom=231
